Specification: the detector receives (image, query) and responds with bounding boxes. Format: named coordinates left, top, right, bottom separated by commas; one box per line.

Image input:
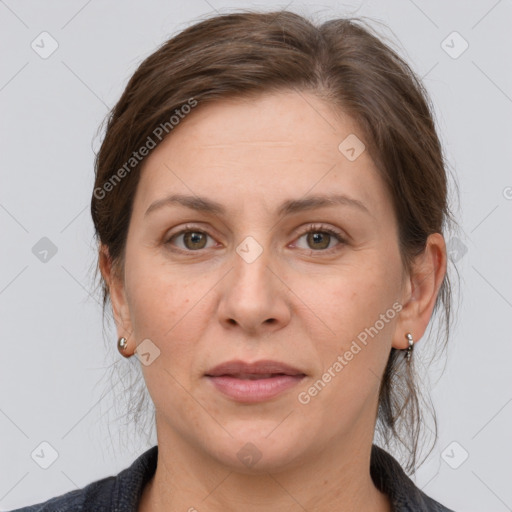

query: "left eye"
left=294, top=226, right=346, bottom=252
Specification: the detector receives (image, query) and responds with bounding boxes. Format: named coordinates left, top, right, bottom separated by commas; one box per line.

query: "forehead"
left=133, top=90, right=389, bottom=219
left=170, top=90, right=360, bottom=150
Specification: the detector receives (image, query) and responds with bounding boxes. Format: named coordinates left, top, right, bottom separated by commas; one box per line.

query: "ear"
left=392, top=233, right=447, bottom=349
left=99, top=244, right=134, bottom=352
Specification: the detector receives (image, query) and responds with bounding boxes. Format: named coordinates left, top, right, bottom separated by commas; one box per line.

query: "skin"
left=100, top=90, right=447, bottom=512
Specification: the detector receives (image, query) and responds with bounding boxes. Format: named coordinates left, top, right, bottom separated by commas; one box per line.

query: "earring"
left=117, top=337, right=131, bottom=358
left=405, top=333, right=414, bottom=361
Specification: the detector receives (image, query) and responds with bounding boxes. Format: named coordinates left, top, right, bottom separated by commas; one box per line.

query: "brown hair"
left=91, top=9, right=459, bottom=473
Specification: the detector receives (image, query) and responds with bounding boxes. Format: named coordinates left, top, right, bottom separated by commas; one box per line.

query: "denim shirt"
left=9, top=444, right=455, bottom=511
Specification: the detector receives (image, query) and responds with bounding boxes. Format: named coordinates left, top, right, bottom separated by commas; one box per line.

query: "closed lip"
left=205, top=359, right=306, bottom=378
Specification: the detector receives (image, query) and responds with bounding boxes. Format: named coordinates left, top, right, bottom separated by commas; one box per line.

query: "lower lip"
left=206, top=374, right=305, bottom=403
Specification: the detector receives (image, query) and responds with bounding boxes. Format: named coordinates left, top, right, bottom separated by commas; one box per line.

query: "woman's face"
left=111, top=90, right=414, bottom=471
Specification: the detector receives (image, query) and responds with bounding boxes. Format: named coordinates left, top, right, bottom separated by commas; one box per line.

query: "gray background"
left=1, top=0, right=511, bottom=510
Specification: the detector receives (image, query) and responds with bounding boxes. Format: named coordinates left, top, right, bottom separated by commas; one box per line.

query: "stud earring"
left=117, top=337, right=131, bottom=358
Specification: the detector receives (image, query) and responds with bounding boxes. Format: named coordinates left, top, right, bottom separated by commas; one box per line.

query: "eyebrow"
left=144, top=193, right=371, bottom=218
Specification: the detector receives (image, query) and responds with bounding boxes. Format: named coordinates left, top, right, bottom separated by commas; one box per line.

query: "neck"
left=138, top=427, right=391, bottom=512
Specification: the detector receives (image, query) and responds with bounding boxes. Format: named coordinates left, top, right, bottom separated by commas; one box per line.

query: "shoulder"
left=7, top=445, right=158, bottom=512
left=7, top=476, right=116, bottom=512
left=370, top=444, right=456, bottom=512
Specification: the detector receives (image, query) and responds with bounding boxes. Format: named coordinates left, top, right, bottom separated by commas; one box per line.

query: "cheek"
left=304, top=250, right=401, bottom=411
left=320, top=256, right=400, bottom=340
left=124, top=247, right=200, bottom=345
left=298, top=266, right=399, bottom=430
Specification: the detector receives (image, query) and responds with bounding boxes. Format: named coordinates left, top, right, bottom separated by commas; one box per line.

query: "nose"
left=216, top=238, right=291, bottom=336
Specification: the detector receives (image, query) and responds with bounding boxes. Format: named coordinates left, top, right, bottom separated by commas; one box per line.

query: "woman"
left=11, top=9, right=456, bottom=512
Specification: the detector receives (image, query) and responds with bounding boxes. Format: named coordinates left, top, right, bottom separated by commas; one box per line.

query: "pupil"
left=309, top=232, right=329, bottom=249
left=186, top=232, right=205, bottom=249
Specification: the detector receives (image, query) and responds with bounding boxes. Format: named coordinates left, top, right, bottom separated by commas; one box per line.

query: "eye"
left=294, top=224, right=347, bottom=253
left=164, top=223, right=347, bottom=254
left=165, top=226, right=217, bottom=252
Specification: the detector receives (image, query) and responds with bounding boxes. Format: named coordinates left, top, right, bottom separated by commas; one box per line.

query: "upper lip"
left=205, top=359, right=305, bottom=377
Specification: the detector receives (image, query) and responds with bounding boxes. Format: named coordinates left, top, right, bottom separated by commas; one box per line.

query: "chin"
left=201, top=425, right=308, bottom=474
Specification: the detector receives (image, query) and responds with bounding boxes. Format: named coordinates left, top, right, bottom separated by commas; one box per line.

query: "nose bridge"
left=231, top=232, right=274, bottom=299
left=228, top=196, right=275, bottom=281
left=217, top=229, right=290, bottom=332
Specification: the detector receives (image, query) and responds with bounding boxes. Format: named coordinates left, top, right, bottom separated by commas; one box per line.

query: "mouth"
left=216, top=373, right=292, bottom=379
left=205, top=360, right=306, bottom=403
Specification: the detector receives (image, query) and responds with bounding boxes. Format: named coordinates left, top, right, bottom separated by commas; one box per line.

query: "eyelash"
left=164, top=223, right=347, bottom=255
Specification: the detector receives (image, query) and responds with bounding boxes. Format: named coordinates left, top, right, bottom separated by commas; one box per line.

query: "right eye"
left=165, top=226, right=218, bottom=252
